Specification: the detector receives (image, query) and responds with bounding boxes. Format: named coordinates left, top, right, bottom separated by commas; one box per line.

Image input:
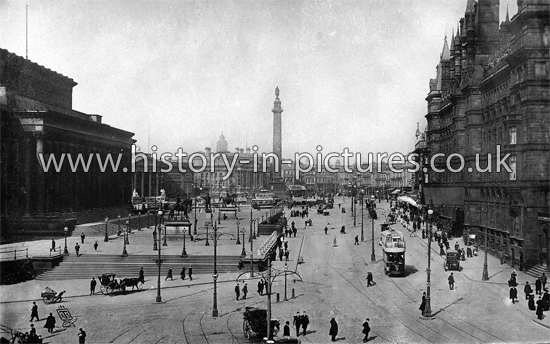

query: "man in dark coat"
left=258, top=279, right=264, bottom=295
left=293, top=312, right=301, bottom=336
left=419, top=292, right=426, bottom=314
left=536, top=296, right=544, bottom=320
left=362, top=318, right=370, bottom=342
left=81, top=232, right=85, bottom=244
left=524, top=281, right=533, bottom=300
left=528, top=293, right=536, bottom=310
left=535, top=277, right=542, bottom=295
left=75, top=243, right=80, bottom=257
left=301, top=311, right=309, bottom=336
left=329, top=317, right=338, bottom=342
left=51, top=239, right=56, bottom=252
left=78, top=328, right=87, bottom=344
left=139, top=267, right=145, bottom=283
left=234, top=283, right=240, bottom=300
left=188, top=266, right=193, bottom=280
left=242, top=283, right=248, bottom=299
left=90, top=277, right=97, bottom=295
left=509, top=286, right=518, bottom=304
left=366, top=272, right=375, bottom=287
left=165, top=267, right=173, bottom=281
left=44, top=313, right=56, bottom=333
left=542, top=273, right=548, bottom=290
left=448, top=273, right=455, bottom=290
left=542, top=289, right=549, bottom=311
left=30, top=301, right=39, bottom=322
left=180, top=266, right=186, bottom=280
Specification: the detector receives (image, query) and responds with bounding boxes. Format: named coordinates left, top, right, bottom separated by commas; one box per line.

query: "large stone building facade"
left=424, top=0, right=549, bottom=270
left=0, top=49, right=134, bottom=238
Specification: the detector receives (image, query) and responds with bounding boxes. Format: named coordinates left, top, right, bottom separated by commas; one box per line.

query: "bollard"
left=292, top=288, right=295, bottom=299
left=276, top=293, right=280, bottom=303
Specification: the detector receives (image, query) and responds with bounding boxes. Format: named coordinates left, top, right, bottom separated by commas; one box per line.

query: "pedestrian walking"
left=366, top=272, right=375, bottom=287
left=509, top=286, right=518, bottom=304
left=524, top=281, right=533, bottom=300
left=324, top=226, right=328, bottom=235
left=81, top=232, right=86, bottom=244
left=542, top=273, right=547, bottom=290
left=29, top=324, right=38, bottom=342
left=284, top=241, right=288, bottom=251
left=93, top=240, right=98, bottom=251
left=419, top=292, right=426, bottom=314
left=354, top=235, right=359, bottom=245
left=30, top=301, right=39, bottom=322
left=165, top=267, right=173, bottom=281
left=293, top=312, right=301, bottom=336
left=139, top=267, right=145, bottom=283
left=283, top=320, right=290, bottom=336
left=329, top=317, right=338, bottom=342
left=51, top=239, right=56, bottom=252
left=75, top=243, right=80, bottom=257
left=536, top=296, right=544, bottom=320
left=242, top=283, right=248, bottom=299
left=258, top=279, right=264, bottom=295
left=301, top=311, right=309, bottom=336
left=235, top=283, right=240, bottom=300
left=188, top=266, right=193, bottom=280
left=362, top=318, right=370, bottom=342
left=536, top=277, right=542, bottom=295
left=90, top=277, right=97, bottom=295
left=439, top=242, right=445, bottom=256
left=180, top=266, right=186, bottom=280
left=285, top=250, right=290, bottom=262
left=454, top=241, right=459, bottom=251
left=279, top=248, right=284, bottom=261
left=44, top=313, right=56, bottom=333
left=448, top=273, right=455, bottom=290
left=78, top=328, right=87, bottom=344
left=543, top=289, right=549, bottom=311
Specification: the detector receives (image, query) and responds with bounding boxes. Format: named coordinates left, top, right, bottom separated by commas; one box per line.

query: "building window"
left=509, top=155, right=516, bottom=180
left=509, top=126, right=517, bottom=145
left=535, top=62, right=547, bottom=77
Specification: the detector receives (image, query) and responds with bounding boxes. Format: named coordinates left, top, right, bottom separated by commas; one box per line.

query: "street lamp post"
left=251, top=207, right=256, bottom=239
left=181, top=227, right=188, bottom=258
left=241, top=229, right=246, bottom=257
left=117, top=215, right=121, bottom=236
left=163, top=217, right=168, bottom=246
left=361, top=193, right=365, bottom=242
left=63, top=227, right=69, bottom=255
left=104, top=217, right=109, bottom=242
left=266, top=254, right=272, bottom=340
left=284, top=262, right=288, bottom=301
left=124, top=221, right=130, bottom=245
left=156, top=210, right=163, bottom=303
left=236, top=220, right=241, bottom=245
left=482, top=206, right=489, bottom=281
left=212, top=224, right=219, bottom=317
left=205, top=221, right=210, bottom=246
left=128, top=213, right=132, bottom=233
left=371, top=196, right=375, bottom=262
left=153, top=211, right=158, bottom=251
left=218, top=203, right=221, bottom=225
left=121, top=223, right=128, bottom=257
left=423, top=200, right=434, bottom=318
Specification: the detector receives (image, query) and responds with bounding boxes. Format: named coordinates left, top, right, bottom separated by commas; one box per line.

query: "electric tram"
left=379, top=227, right=406, bottom=276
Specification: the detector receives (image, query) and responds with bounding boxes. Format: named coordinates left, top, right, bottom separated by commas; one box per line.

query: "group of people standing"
left=519, top=272, right=549, bottom=320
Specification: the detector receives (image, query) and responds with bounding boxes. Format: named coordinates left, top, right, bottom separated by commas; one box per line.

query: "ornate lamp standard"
left=104, top=217, right=109, bottom=242
left=117, top=215, right=121, bottom=236
left=181, top=227, right=188, bottom=258
left=163, top=217, right=168, bottom=246
left=240, top=229, right=247, bottom=257
left=423, top=199, right=434, bottom=318
left=482, top=205, right=489, bottom=281
left=156, top=210, right=163, bottom=303
left=236, top=220, right=241, bottom=245
left=205, top=221, right=210, bottom=246
left=360, top=192, right=365, bottom=242
left=124, top=221, right=130, bottom=245
left=371, top=195, right=376, bottom=262
left=121, top=221, right=129, bottom=257
left=250, top=206, right=256, bottom=239
left=128, top=213, right=132, bottom=233
left=284, top=262, right=288, bottom=301
left=212, top=224, right=220, bottom=317
left=153, top=211, right=158, bottom=251
left=63, top=227, right=69, bottom=255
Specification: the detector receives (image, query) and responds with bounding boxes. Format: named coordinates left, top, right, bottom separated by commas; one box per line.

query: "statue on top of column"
left=275, top=86, right=279, bottom=100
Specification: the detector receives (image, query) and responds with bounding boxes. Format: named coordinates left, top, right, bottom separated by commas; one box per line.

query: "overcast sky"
left=1, top=0, right=517, bottom=160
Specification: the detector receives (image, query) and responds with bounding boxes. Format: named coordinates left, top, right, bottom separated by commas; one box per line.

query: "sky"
left=1, top=0, right=517, bottom=160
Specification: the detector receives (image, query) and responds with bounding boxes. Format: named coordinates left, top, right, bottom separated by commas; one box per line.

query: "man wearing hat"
left=362, top=318, right=370, bottom=342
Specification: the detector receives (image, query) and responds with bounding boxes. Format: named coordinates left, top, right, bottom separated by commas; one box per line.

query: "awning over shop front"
left=397, top=196, right=419, bottom=207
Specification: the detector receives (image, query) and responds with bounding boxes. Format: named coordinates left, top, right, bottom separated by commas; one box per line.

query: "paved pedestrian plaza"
left=1, top=197, right=549, bottom=343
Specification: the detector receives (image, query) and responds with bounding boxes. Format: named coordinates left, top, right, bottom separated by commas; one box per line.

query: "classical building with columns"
left=423, top=0, right=549, bottom=271
left=0, top=48, right=134, bottom=238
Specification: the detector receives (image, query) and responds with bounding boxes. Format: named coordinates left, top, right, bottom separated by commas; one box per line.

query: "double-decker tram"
left=379, top=227, right=406, bottom=276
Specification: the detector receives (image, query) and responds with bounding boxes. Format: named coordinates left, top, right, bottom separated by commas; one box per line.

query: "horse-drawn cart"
left=41, top=287, right=65, bottom=304
left=243, top=307, right=280, bottom=340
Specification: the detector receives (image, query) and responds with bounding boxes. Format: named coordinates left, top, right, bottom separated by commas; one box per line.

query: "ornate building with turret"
left=423, top=0, right=549, bottom=272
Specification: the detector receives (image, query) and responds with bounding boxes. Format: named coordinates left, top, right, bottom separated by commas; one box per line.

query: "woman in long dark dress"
left=329, top=318, right=338, bottom=342
left=419, top=292, right=427, bottom=313
left=536, top=297, right=544, bottom=320
left=528, top=293, right=536, bottom=310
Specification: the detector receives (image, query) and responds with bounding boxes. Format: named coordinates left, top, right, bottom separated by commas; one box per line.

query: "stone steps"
left=524, top=263, right=550, bottom=279
left=36, top=254, right=241, bottom=280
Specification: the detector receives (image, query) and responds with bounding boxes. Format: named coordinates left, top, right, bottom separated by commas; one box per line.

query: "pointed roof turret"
left=441, top=36, right=450, bottom=60
left=506, top=3, right=510, bottom=22
left=415, top=122, right=422, bottom=139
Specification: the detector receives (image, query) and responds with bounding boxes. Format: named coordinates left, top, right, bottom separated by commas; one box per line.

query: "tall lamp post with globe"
left=156, top=210, right=164, bottom=303
left=63, top=227, right=69, bottom=255
left=423, top=199, right=434, bottom=318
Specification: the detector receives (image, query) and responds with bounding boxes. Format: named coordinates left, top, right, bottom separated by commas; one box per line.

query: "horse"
left=120, top=278, right=142, bottom=291
left=167, top=200, right=191, bottom=219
